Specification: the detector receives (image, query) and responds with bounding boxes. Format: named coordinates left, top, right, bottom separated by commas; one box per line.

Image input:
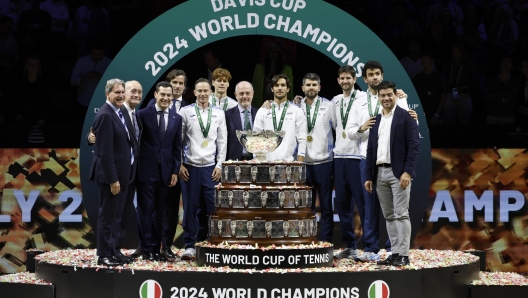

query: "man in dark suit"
left=136, top=81, right=182, bottom=261
left=161, top=69, right=190, bottom=260
left=89, top=78, right=133, bottom=266
left=87, top=80, right=143, bottom=263
left=364, top=81, right=420, bottom=267
left=225, top=81, right=258, bottom=161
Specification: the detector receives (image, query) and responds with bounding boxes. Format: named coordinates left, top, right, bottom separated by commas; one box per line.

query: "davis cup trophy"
left=195, top=130, right=333, bottom=269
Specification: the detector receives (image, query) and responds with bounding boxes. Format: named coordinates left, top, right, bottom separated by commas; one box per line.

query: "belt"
left=377, top=163, right=391, bottom=168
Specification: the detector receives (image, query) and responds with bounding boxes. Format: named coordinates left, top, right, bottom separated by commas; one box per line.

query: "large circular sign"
left=80, top=0, right=431, bottom=245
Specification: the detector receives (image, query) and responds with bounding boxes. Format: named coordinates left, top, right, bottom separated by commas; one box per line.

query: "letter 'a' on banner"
left=79, top=0, right=431, bottom=242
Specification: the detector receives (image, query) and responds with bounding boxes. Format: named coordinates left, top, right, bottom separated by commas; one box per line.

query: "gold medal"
left=307, top=135, right=313, bottom=142
left=202, top=140, right=208, bottom=148
left=342, top=131, right=346, bottom=138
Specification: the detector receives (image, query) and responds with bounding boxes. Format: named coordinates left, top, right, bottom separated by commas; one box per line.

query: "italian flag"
left=140, top=280, right=163, bottom=298
left=368, top=280, right=390, bottom=298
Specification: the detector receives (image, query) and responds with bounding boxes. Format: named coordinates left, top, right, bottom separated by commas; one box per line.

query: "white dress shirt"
left=299, top=97, right=336, bottom=164
left=253, top=101, right=307, bottom=161
left=348, top=92, right=415, bottom=158
left=154, top=104, right=169, bottom=131
left=180, top=104, right=227, bottom=168
left=331, top=91, right=367, bottom=159
left=376, top=105, right=396, bottom=165
left=208, top=94, right=238, bottom=111
left=170, top=96, right=184, bottom=114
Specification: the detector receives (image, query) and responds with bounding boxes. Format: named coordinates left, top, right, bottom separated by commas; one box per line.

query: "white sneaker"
left=356, top=252, right=381, bottom=262
left=181, top=248, right=196, bottom=260
left=334, top=248, right=359, bottom=259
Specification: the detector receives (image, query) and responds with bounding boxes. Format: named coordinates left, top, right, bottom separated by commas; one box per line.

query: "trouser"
left=333, top=158, right=363, bottom=249
left=162, top=181, right=182, bottom=248
left=96, top=183, right=127, bottom=257
left=136, top=165, right=168, bottom=254
left=376, top=166, right=411, bottom=256
left=359, top=159, right=391, bottom=253
left=181, top=165, right=217, bottom=248
left=306, top=161, right=334, bottom=242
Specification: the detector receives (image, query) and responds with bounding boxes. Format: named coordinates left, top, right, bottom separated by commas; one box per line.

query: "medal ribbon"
left=212, top=94, right=229, bottom=111
left=340, top=90, right=357, bottom=130
left=272, top=101, right=289, bottom=132
left=195, top=104, right=212, bottom=138
left=306, top=97, right=320, bottom=134
left=367, top=91, right=380, bottom=117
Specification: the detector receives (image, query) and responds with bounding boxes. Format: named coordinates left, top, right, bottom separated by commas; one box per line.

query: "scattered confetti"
left=472, top=272, right=528, bottom=286
left=0, top=272, right=51, bottom=285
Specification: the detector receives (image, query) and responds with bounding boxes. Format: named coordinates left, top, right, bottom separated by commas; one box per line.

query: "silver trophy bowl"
left=236, top=130, right=285, bottom=161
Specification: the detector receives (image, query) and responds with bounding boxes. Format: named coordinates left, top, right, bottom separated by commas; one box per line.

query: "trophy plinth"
left=236, top=130, right=285, bottom=161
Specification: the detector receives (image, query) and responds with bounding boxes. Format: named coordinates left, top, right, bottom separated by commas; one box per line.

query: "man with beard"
left=297, top=73, right=336, bottom=243
left=253, top=74, right=307, bottom=162
left=365, top=81, right=420, bottom=267
left=179, top=78, right=227, bottom=260
left=208, top=68, right=238, bottom=111
left=136, top=81, right=182, bottom=261
left=332, top=62, right=417, bottom=260
left=225, top=81, right=258, bottom=161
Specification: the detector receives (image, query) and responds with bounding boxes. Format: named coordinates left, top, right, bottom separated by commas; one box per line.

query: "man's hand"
left=169, top=174, right=178, bottom=187
left=179, top=165, right=189, bottom=182
left=261, top=100, right=272, bottom=109
left=89, top=127, right=96, bottom=143
left=293, top=95, right=303, bottom=105
left=110, top=181, right=120, bottom=195
left=364, top=180, right=373, bottom=193
left=360, top=117, right=376, bottom=131
left=396, top=89, right=407, bottom=98
left=212, top=168, right=222, bottom=181
left=297, top=155, right=305, bottom=162
left=408, top=109, right=418, bottom=121
left=400, top=172, right=411, bottom=189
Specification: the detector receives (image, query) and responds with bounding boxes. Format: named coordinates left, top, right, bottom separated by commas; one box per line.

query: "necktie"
left=131, top=111, right=139, bottom=141
left=243, top=109, right=251, bottom=130
left=158, top=110, right=166, bottom=141
left=118, top=110, right=134, bottom=165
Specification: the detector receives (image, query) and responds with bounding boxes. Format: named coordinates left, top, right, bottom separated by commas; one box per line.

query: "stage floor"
left=29, top=248, right=482, bottom=298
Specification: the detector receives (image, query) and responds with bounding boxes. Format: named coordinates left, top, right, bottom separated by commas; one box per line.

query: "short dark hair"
left=155, top=81, right=172, bottom=93
left=194, top=78, right=210, bottom=88
left=337, top=65, right=356, bottom=78
left=302, top=73, right=321, bottom=85
left=420, top=48, right=435, bottom=59
left=362, top=60, right=384, bottom=77
left=270, top=74, right=290, bottom=89
left=377, top=81, right=396, bottom=94
left=166, top=69, right=187, bottom=86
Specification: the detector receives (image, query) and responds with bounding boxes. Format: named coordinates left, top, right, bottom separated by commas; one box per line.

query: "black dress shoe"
left=130, top=246, right=142, bottom=259
left=161, top=247, right=176, bottom=259
left=115, top=252, right=133, bottom=264
left=97, top=256, right=121, bottom=267
left=392, top=256, right=410, bottom=267
left=141, top=252, right=157, bottom=261
left=377, top=254, right=399, bottom=266
left=154, top=252, right=167, bottom=262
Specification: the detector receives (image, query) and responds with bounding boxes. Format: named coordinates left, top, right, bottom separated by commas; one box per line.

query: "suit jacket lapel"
left=233, top=108, right=244, bottom=131
left=110, top=105, right=131, bottom=143
left=251, top=107, right=258, bottom=127
left=121, top=107, right=137, bottom=144
left=390, top=107, right=399, bottom=150
left=148, top=105, right=162, bottom=143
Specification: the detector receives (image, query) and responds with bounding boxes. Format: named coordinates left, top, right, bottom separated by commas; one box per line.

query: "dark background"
left=0, top=0, right=527, bottom=149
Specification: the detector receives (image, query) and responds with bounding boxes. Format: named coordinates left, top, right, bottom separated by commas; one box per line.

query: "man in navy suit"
left=136, top=81, right=182, bottom=261
left=225, top=81, right=258, bottom=161
left=89, top=78, right=134, bottom=266
left=364, top=81, right=420, bottom=267
left=161, top=69, right=190, bottom=260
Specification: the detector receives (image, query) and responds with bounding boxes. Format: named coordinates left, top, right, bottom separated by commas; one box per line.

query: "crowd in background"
left=0, top=0, right=526, bottom=147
